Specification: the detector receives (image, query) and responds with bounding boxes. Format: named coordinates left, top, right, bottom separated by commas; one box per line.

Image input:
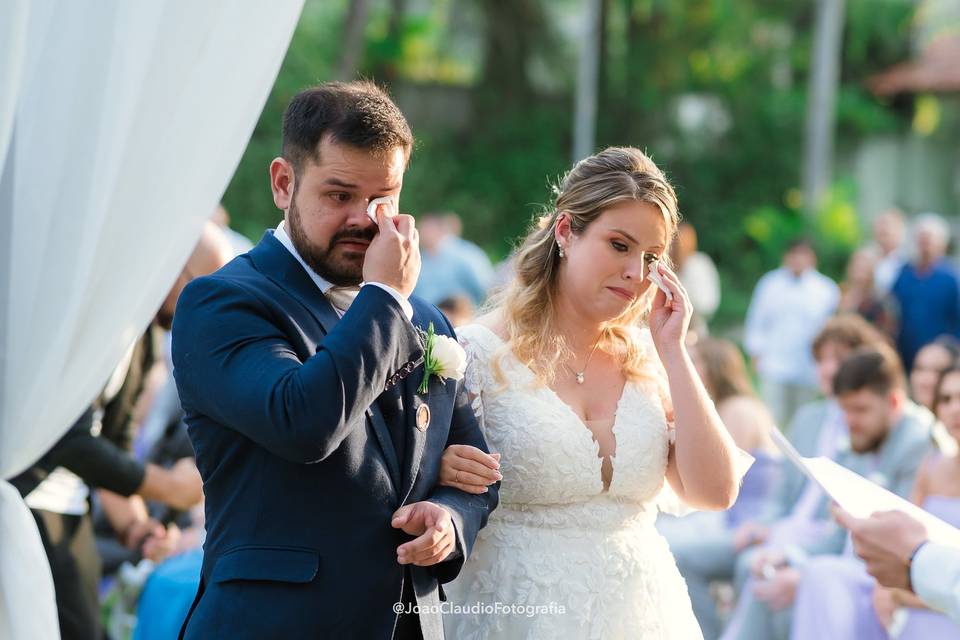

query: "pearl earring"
left=557, top=242, right=565, bottom=258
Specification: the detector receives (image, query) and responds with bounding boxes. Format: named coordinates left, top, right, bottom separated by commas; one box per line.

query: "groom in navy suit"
left=171, top=81, right=498, bottom=639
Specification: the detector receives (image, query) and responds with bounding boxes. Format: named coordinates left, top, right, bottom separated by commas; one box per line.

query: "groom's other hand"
left=363, top=205, right=420, bottom=297
left=392, top=501, right=456, bottom=566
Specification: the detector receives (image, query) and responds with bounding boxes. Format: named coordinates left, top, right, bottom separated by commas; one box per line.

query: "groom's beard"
left=287, top=198, right=374, bottom=286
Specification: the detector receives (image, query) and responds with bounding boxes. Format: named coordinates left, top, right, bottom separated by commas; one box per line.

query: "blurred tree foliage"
left=223, top=0, right=916, bottom=328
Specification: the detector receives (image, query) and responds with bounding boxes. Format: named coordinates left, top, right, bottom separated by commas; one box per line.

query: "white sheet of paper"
left=770, top=428, right=960, bottom=547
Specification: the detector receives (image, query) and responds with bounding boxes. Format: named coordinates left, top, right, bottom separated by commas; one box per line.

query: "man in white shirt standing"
left=745, top=239, right=840, bottom=429
left=871, top=208, right=906, bottom=296
left=833, top=506, right=960, bottom=623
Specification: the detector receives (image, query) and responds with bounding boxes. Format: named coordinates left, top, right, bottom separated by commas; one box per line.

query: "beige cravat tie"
left=325, top=286, right=361, bottom=315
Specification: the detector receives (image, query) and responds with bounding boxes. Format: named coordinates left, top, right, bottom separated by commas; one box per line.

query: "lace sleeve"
left=458, top=333, right=487, bottom=438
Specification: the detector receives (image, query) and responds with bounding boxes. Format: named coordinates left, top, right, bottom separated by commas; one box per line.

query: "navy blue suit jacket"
left=171, top=231, right=498, bottom=639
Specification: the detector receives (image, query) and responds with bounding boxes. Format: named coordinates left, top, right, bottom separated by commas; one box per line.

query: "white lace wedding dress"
left=443, top=324, right=704, bottom=639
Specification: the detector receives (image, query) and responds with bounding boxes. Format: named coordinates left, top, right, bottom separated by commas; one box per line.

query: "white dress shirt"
left=273, top=221, right=413, bottom=320
left=912, top=541, right=960, bottom=622
left=874, top=249, right=905, bottom=296
left=744, top=267, right=839, bottom=385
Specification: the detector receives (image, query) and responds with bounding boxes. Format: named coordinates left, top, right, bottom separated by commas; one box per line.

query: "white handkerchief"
left=647, top=260, right=673, bottom=301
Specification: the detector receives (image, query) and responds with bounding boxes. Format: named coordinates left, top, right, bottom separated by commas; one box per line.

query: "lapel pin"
left=416, top=404, right=431, bottom=432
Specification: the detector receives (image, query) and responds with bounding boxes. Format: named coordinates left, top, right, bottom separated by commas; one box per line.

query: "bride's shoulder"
left=458, top=312, right=507, bottom=346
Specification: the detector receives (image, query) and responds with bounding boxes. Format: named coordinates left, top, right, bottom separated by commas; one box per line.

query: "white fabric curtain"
left=0, top=1, right=304, bottom=637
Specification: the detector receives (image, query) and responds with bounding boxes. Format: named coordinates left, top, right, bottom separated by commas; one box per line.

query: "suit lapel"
left=399, top=309, right=429, bottom=504
left=248, top=231, right=401, bottom=496
left=367, top=406, right=402, bottom=492
left=248, top=232, right=341, bottom=335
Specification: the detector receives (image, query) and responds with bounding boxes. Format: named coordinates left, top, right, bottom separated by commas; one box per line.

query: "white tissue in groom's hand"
left=367, top=196, right=395, bottom=223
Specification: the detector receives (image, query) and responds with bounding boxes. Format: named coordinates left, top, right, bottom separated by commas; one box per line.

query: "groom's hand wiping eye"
left=391, top=501, right=456, bottom=566
left=362, top=205, right=420, bottom=298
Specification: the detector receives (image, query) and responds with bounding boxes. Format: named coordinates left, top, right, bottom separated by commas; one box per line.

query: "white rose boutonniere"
left=418, top=322, right=467, bottom=393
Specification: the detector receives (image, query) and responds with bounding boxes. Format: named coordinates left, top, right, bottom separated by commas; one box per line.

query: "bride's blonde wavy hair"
left=489, top=146, right=680, bottom=386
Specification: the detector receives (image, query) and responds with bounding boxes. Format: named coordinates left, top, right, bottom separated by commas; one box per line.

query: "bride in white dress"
left=439, top=147, right=746, bottom=639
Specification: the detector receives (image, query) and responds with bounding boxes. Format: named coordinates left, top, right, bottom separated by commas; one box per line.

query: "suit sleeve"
left=426, top=316, right=499, bottom=584
left=171, top=275, right=423, bottom=464
left=13, top=407, right=146, bottom=497
left=912, top=542, right=960, bottom=621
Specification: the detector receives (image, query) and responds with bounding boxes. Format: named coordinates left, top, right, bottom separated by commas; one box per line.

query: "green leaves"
left=418, top=322, right=438, bottom=394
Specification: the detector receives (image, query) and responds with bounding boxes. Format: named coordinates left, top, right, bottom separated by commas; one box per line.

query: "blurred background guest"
left=908, top=336, right=960, bottom=456
left=210, top=204, right=254, bottom=256
left=725, top=345, right=934, bottom=640
left=892, top=213, right=960, bottom=371
left=678, top=316, right=881, bottom=639
left=414, top=211, right=494, bottom=306
left=838, top=247, right=897, bottom=339
left=908, top=336, right=960, bottom=413
left=436, top=294, right=475, bottom=328
left=745, top=239, right=840, bottom=428
left=790, top=362, right=960, bottom=640
left=671, top=222, right=721, bottom=338
left=875, top=363, right=960, bottom=637
left=870, top=208, right=907, bottom=297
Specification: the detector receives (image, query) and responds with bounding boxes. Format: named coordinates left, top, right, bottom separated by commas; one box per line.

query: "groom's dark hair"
left=281, top=80, right=413, bottom=177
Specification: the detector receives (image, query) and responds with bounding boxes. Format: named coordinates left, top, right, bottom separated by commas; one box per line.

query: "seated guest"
left=790, top=363, right=960, bottom=640
left=874, top=365, right=960, bottom=637
left=908, top=337, right=960, bottom=413
left=728, top=345, right=934, bottom=640
left=909, top=336, right=960, bottom=455
left=133, top=504, right=206, bottom=640
left=677, top=315, right=885, bottom=640
left=836, top=364, right=960, bottom=640
left=663, top=337, right=780, bottom=639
